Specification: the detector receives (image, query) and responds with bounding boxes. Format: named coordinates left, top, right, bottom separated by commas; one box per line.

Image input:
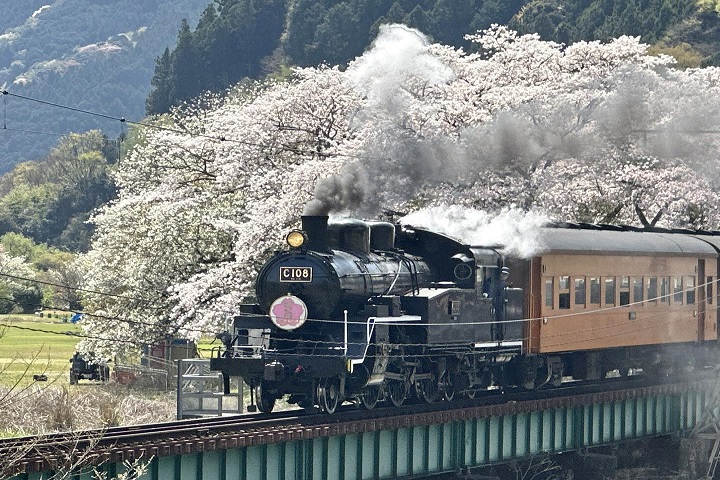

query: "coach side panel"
left=527, top=253, right=717, bottom=354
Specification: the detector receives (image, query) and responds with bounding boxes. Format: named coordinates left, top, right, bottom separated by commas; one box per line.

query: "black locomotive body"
left=211, top=215, right=522, bottom=413
left=211, top=215, right=720, bottom=413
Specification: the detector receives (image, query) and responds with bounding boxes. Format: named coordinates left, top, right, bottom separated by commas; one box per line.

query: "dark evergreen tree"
left=170, top=19, right=204, bottom=105
left=197, top=2, right=219, bottom=30
left=285, top=0, right=334, bottom=65
left=427, top=0, right=478, bottom=47
left=147, top=0, right=287, bottom=114
left=369, top=1, right=409, bottom=43
left=403, top=5, right=430, bottom=34
left=146, top=47, right=174, bottom=115
left=313, top=3, right=365, bottom=65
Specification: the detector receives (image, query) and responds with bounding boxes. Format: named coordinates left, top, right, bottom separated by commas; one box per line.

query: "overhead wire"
left=0, top=125, right=76, bottom=138
left=0, top=89, right=376, bottom=161
left=0, top=272, right=161, bottom=303
left=0, top=295, right=215, bottom=362
left=2, top=269, right=717, bottom=332
left=1, top=89, right=719, bottom=353
left=2, top=270, right=717, bottom=361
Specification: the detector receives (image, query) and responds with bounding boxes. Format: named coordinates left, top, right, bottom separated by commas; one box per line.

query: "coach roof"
left=538, top=227, right=718, bottom=256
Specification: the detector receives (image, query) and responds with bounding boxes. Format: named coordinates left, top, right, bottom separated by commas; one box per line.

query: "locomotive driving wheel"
left=440, top=370, right=456, bottom=401
left=385, top=360, right=409, bottom=407
left=415, top=360, right=439, bottom=404
left=318, top=378, right=341, bottom=414
left=359, top=385, right=380, bottom=410
left=255, top=381, right=276, bottom=413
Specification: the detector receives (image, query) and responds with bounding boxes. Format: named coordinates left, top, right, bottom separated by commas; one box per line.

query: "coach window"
left=590, top=277, right=601, bottom=306
left=574, top=277, right=586, bottom=307
left=708, top=276, right=714, bottom=305
left=619, top=276, right=630, bottom=306
left=660, top=277, right=670, bottom=304
left=686, top=276, right=696, bottom=304
left=604, top=277, right=616, bottom=306
left=647, top=277, right=658, bottom=304
left=673, top=277, right=683, bottom=304
left=559, top=275, right=570, bottom=309
left=544, top=278, right=553, bottom=309
left=633, top=277, right=644, bottom=305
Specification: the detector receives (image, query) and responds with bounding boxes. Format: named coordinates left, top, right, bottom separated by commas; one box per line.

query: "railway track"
left=2, top=372, right=714, bottom=476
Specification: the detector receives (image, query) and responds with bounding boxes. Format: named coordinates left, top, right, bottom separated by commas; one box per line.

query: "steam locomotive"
left=210, top=215, right=720, bottom=413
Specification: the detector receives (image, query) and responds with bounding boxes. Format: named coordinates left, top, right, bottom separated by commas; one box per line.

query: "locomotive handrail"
left=349, top=315, right=375, bottom=372
left=338, top=271, right=417, bottom=279
left=349, top=315, right=423, bottom=369
left=385, top=259, right=404, bottom=294
left=344, top=309, right=348, bottom=356
left=232, top=345, right=263, bottom=358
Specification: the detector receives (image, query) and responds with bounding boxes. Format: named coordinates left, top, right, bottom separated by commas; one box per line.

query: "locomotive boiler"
left=210, top=216, right=720, bottom=413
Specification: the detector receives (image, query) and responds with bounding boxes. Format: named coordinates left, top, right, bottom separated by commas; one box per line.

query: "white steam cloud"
left=347, top=23, right=453, bottom=114
left=303, top=24, right=455, bottom=216
left=305, top=25, right=720, bottom=220
left=401, top=206, right=549, bottom=258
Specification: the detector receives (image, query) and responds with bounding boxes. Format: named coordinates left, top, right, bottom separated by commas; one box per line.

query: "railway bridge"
left=7, top=379, right=718, bottom=480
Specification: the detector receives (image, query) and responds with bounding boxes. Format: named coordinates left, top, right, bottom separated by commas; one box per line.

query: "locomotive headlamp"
left=286, top=230, right=307, bottom=248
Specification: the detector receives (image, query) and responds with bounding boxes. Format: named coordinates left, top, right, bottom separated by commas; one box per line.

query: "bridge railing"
left=176, top=358, right=243, bottom=419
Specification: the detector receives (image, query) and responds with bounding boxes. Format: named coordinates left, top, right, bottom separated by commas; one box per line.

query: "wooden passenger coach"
left=509, top=227, right=720, bottom=359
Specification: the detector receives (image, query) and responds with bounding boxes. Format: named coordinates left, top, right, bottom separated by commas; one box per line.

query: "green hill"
left=0, top=0, right=211, bottom=172
left=147, top=0, right=719, bottom=115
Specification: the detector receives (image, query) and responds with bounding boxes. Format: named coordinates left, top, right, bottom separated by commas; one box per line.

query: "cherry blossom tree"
left=78, top=24, right=720, bottom=356
left=78, top=70, right=360, bottom=357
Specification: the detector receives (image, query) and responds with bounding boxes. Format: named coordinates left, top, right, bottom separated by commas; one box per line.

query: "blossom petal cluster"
left=78, top=25, right=720, bottom=357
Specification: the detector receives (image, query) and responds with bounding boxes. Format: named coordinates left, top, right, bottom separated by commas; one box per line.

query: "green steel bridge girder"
left=16, top=389, right=708, bottom=480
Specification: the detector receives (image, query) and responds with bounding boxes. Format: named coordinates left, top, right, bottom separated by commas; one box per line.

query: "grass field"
left=0, top=311, right=223, bottom=388
left=0, top=313, right=81, bottom=386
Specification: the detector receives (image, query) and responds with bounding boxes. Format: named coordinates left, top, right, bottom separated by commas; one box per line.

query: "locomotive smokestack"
left=302, top=215, right=329, bottom=251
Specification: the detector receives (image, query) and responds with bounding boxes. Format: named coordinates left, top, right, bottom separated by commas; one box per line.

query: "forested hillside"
left=146, top=0, right=718, bottom=114
left=2, top=1, right=718, bottom=170
left=0, top=0, right=210, bottom=171
left=0, top=131, right=117, bottom=252
left=512, top=0, right=720, bottom=64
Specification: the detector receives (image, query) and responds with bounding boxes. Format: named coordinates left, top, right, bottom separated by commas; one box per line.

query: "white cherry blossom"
left=78, top=25, right=720, bottom=357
